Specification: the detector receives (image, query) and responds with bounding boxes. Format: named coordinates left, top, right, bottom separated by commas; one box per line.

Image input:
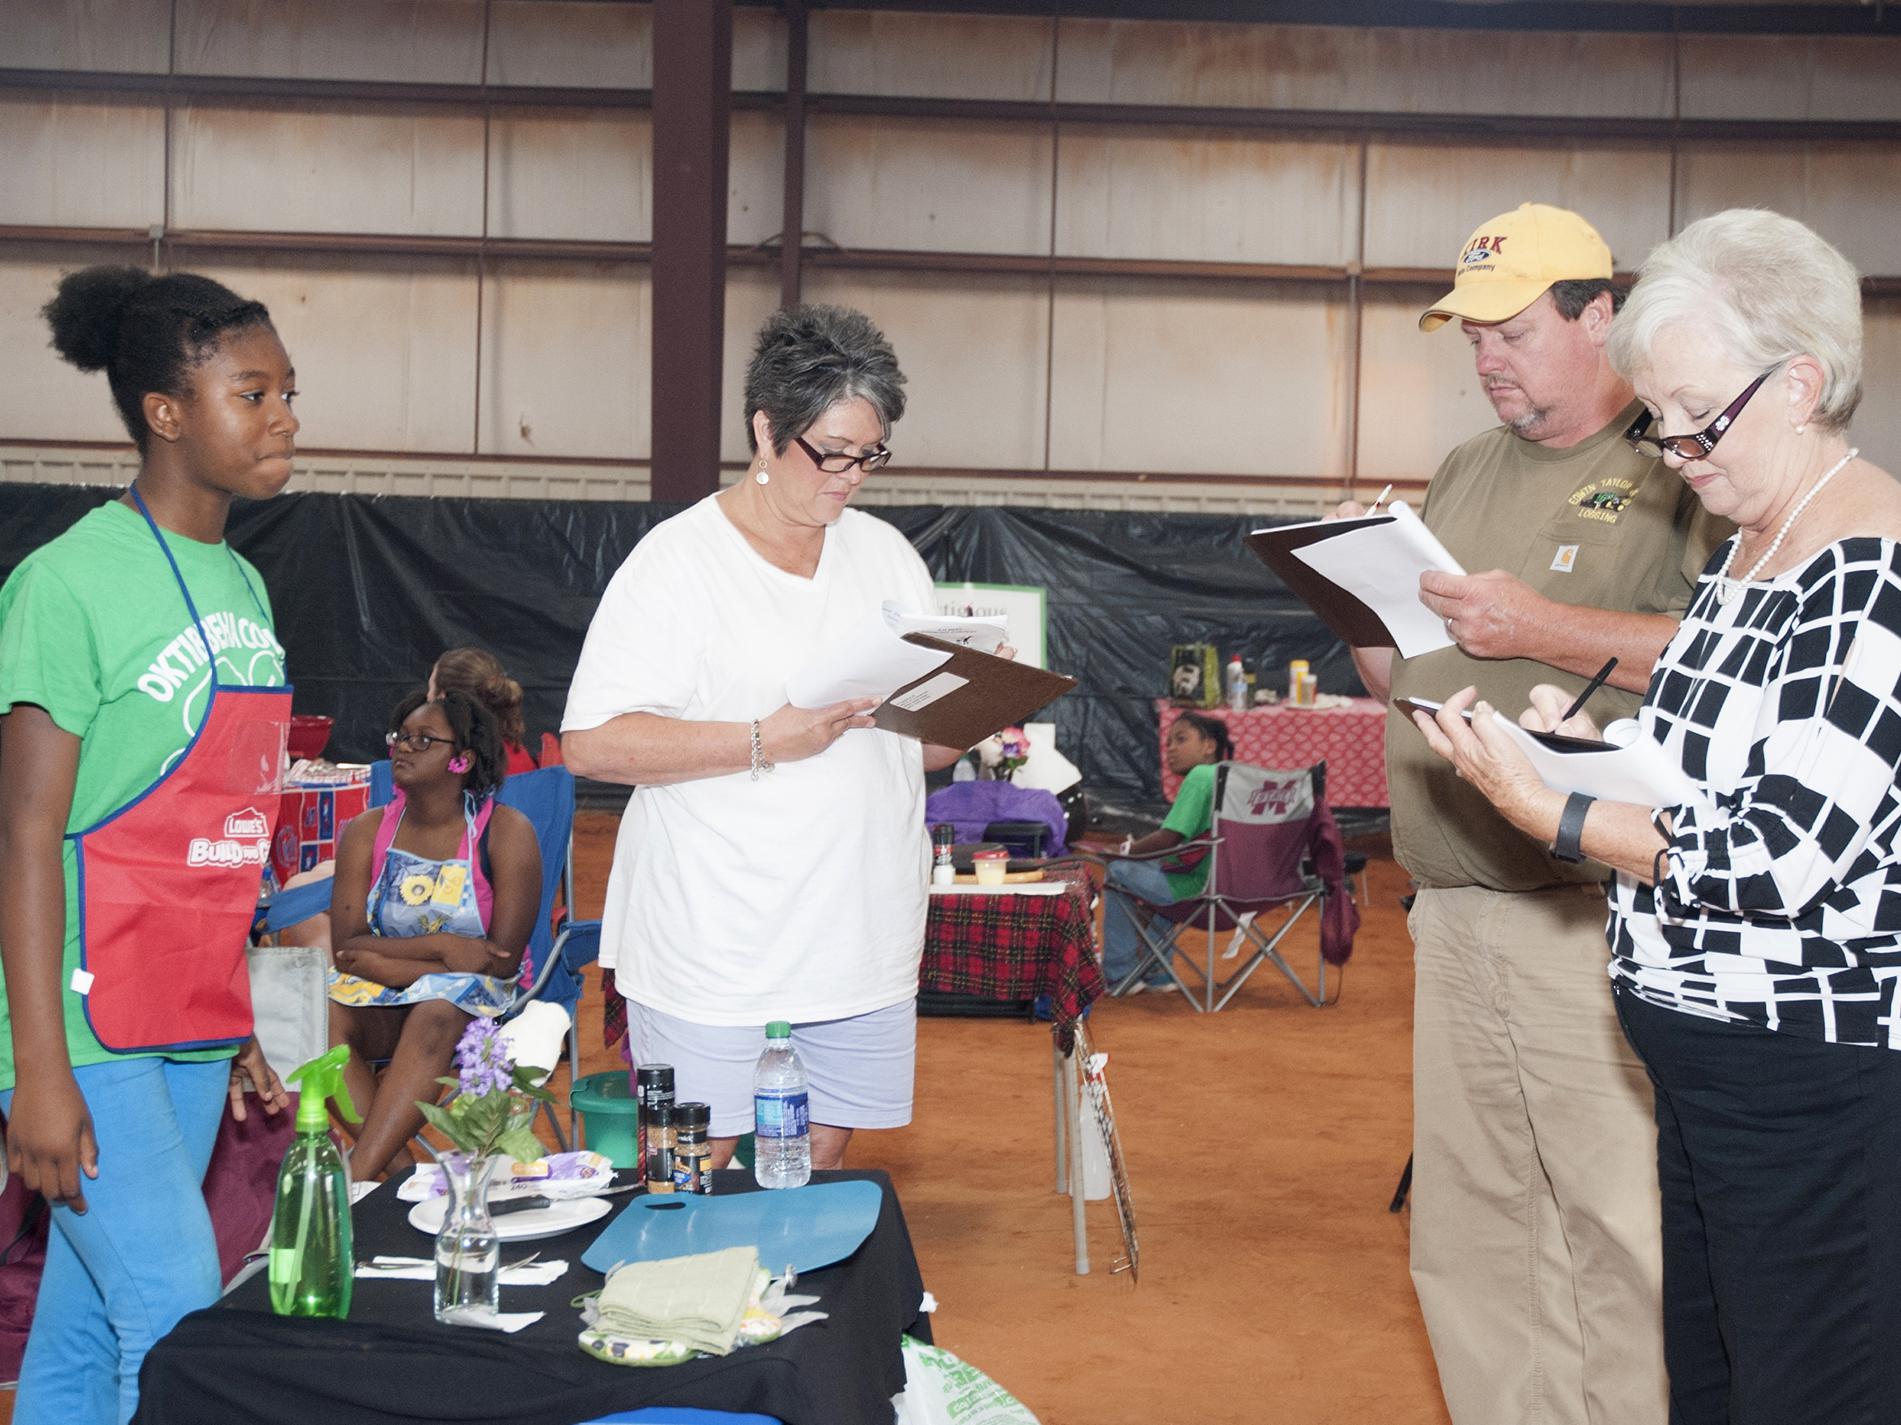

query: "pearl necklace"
left=1713, top=447, right=1858, bottom=605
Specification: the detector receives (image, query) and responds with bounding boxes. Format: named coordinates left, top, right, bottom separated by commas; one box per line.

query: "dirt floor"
left=563, top=813, right=1452, bottom=1425
left=0, top=814, right=1452, bottom=1425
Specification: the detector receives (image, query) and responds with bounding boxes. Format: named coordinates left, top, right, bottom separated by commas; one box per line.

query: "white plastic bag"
left=891, top=1336, right=1041, bottom=1425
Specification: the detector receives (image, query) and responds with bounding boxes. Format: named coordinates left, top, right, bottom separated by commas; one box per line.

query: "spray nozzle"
left=286, top=1044, right=362, bottom=1134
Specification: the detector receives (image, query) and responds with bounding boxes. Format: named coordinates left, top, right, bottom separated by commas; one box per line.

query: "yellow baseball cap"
left=1418, top=202, right=1614, bottom=332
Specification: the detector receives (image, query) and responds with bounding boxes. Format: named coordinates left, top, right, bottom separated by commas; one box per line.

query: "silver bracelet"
left=749, top=719, right=774, bottom=782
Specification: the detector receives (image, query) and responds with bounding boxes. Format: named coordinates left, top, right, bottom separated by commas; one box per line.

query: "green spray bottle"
left=269, top=1045, right=362, bottom=1318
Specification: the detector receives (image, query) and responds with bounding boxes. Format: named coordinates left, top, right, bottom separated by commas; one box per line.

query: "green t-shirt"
left=1160, top=763, right=1218, bottom=899
left=0, top=500, right=286, bottom=1090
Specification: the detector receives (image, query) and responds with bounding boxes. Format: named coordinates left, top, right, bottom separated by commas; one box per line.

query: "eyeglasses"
left=1624, top=369, right=1776, bottom=461
left=385, top=730, right=454, bottom=754
left=793, top=434, right=891, bottom=474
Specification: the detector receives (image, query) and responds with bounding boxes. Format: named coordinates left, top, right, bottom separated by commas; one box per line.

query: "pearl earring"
left=754, top=464, right=770, bottom=486
left=1794, top=423, right=1807, bottom=435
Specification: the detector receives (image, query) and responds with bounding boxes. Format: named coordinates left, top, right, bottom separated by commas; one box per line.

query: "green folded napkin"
left=593, top=1246, right=760, bottom=1358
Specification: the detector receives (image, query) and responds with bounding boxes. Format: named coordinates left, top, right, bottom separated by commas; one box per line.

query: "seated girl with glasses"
left=325, top=690, right=542, bottom=1180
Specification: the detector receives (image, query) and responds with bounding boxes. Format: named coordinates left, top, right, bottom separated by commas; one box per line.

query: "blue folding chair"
left=258, top=761, right=602, bottom=1146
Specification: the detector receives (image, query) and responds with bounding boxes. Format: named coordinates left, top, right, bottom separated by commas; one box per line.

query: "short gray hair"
left=742, top=304, right=907, bottom=454
left=1607, top=208, right=1863, bottom=431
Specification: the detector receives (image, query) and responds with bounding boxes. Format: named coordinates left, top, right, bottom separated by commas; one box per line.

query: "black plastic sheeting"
left=0, top=485, right=1361, bottom=812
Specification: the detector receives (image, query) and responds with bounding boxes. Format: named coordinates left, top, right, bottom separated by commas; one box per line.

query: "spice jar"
left=671, top=1101, right=713, bottom=1195
left=636, top=1064, right=675, bottom=1187
left=644, top=1102, right=675, bottom=1194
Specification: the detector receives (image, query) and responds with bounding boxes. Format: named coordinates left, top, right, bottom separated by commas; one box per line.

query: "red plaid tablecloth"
left=922, top=863, right=1104, bottom=1054
left=1158, top=698, right=1389, bottom=807
left=600, top=865, right=1105, bottom=1056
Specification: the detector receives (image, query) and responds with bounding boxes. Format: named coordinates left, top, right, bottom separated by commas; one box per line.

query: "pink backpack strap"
left=369, top=790, right=407, bottom=886
left=464, top=796, right=495, bottom=934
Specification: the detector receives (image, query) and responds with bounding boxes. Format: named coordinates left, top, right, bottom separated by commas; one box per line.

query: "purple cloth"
left=925, top=781, right=1068, bottom=856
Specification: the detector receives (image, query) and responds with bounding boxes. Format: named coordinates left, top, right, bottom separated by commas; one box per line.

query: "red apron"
left=69, top=490, right=291, bottom=1053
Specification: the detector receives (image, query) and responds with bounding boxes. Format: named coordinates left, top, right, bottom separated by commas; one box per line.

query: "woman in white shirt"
left=562, top=305, right=966, bottom=1171
left=1414, top=210, right=1901, bottom=1424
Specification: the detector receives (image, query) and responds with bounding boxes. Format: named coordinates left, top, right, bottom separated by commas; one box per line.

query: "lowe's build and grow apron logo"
left=188, top=806, right=273, bottom=869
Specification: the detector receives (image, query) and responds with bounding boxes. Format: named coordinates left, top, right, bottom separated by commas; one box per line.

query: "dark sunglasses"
left=1624, top=368, right=1776, bottom=461
left=793, top=434, right=891, bottom=474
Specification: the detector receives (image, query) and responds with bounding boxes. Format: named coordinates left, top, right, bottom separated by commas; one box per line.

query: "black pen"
left=1561, top=657, right=1618, bottom=724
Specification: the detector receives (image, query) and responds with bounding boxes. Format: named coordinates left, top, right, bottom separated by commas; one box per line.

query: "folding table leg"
left=1051, top=1038, right=1068, bottom=1193
left=1056, top=1044, right=1090, bottom=1276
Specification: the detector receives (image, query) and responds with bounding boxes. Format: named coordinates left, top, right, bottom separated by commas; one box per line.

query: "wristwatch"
left=1550, top=792, right=1594, bottom=864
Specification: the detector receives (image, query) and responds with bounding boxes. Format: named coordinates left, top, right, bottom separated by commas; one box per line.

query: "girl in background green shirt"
left=1100, top=711, right=1234, bottom=993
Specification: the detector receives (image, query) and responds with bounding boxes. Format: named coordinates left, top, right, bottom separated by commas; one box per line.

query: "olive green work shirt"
left=1386, top=403, right=1730, bottom=893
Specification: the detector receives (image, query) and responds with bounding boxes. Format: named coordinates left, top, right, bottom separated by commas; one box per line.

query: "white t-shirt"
left=562, top=495, right=935, bottom=1026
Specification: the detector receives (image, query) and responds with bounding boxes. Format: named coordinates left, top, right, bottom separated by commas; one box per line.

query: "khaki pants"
left=1409, top=884, right=1667, bottom=1425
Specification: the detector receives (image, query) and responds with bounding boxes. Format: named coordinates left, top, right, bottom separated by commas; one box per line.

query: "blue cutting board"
left=581, top=1180, right=883, bottom=1275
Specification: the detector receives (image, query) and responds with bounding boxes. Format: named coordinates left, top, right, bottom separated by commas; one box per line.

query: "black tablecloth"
left=133, top=1169, right=928, bottom=1425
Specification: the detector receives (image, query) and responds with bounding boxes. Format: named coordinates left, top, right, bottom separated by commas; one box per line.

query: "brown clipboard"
left=871, top=634, right=1077, bottom=746
left=1243, top=520, right=1407, bottom=649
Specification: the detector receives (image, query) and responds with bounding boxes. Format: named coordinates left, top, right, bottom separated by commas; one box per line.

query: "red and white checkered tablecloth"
left=1157, top=698, right=1389, bottom=807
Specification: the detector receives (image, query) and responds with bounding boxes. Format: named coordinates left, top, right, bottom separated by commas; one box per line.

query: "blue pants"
left=1, top=1056, right=228, bottom=1425
left=1100, top=858, right=1185, bottom=984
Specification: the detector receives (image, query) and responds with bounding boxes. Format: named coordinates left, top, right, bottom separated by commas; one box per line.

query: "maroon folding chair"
left=1110, top=762, right=1344, bottom=1012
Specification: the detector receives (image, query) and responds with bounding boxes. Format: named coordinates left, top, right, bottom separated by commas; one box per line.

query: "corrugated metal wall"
left=1, top=2, right=1896, bottom=510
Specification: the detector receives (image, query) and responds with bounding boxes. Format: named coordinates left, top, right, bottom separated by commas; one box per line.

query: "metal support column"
left=779, top=0, right=807, bottom=309
left=650, top=0, right=734, bottom=502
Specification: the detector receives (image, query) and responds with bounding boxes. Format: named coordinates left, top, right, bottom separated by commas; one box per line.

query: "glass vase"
left=433, top=1151, right=501, bottom=1323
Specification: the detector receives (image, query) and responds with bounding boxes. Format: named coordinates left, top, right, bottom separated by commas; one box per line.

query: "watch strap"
left=1551, top=792, right=1594, bottom=864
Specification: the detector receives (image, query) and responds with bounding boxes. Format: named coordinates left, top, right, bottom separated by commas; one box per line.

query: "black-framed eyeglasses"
left=386, top=730, right=453, bottom=754
left=1624, top=368, right=1776, bottom=461
left=793, top=434, right=891, bottom=474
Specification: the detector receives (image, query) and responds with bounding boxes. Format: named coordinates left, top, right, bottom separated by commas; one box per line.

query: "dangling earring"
left=1794, top=423, right=1807, bottom=435
left=754, top=461, right=770, bottom=486
left=447, top=754, right=471, bottom=773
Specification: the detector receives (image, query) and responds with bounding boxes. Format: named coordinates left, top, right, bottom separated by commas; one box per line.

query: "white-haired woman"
left=1412, top=209, right=1901, bottom=1423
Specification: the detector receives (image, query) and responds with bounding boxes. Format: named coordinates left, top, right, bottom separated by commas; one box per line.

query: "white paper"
left=888, top=670, right=969, bottom=712
left=786, top=616, right=951, bottom=708
left=1407, top=700, right=1714, bottom=813
left=358, top=1257, right=570, bottom=1287
left=928, top=882, right=1069, bottom=896
left=882, top=601, right=1007, bottom=652
left=1276, top=503, right=1466, bottom=659
left=437, top=1307, right=545, bottom=1333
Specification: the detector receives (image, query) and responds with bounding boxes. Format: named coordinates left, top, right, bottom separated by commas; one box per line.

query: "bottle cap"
left=285, top=1044, right=362, bottom=1135
left=673, top=1101, right=711, bottom=1131
left=765, top=1021, right=792, bottom=1039
left=636, top=1064, right=675, bottom=1091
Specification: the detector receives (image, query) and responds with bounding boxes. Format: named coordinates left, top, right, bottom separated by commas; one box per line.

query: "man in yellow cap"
left=1344, top=203, right=1727, bottom=1424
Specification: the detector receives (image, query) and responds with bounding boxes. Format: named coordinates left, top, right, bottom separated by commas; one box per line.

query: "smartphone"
left=1393, top=697, right=1609, bottom=754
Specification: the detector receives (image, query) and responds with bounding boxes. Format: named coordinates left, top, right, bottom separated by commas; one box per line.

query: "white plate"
left=407, top=1194, right=613, bottom=1242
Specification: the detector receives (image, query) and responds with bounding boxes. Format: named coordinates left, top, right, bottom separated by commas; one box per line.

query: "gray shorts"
left=626, top=998, right=917, bottom=1139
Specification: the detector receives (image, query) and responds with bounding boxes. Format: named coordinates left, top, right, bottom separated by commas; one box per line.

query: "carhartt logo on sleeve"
left=187, top=805, right=273, bottom=868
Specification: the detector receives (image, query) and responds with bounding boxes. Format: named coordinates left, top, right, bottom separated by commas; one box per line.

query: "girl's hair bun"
left=42, top=265, right=155, bottom=373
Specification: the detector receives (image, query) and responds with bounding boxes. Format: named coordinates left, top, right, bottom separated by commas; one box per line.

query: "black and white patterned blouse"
left=1608, top=536, right=1901, bottom=1048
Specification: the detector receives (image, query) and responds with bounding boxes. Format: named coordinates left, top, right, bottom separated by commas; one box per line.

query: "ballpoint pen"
left=1560, top=657, right=1618, bottom=724
left=1368, top=483, right=1393, bottom=514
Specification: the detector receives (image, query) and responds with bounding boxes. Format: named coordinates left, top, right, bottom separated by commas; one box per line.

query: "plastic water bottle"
left=1226, top=655, right=1248, bottom=712
left=753, top=1021, right=811, bottom=1189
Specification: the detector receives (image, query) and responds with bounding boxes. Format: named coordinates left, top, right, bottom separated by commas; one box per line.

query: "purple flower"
left=454, top=1017, right=514, bottom=1099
